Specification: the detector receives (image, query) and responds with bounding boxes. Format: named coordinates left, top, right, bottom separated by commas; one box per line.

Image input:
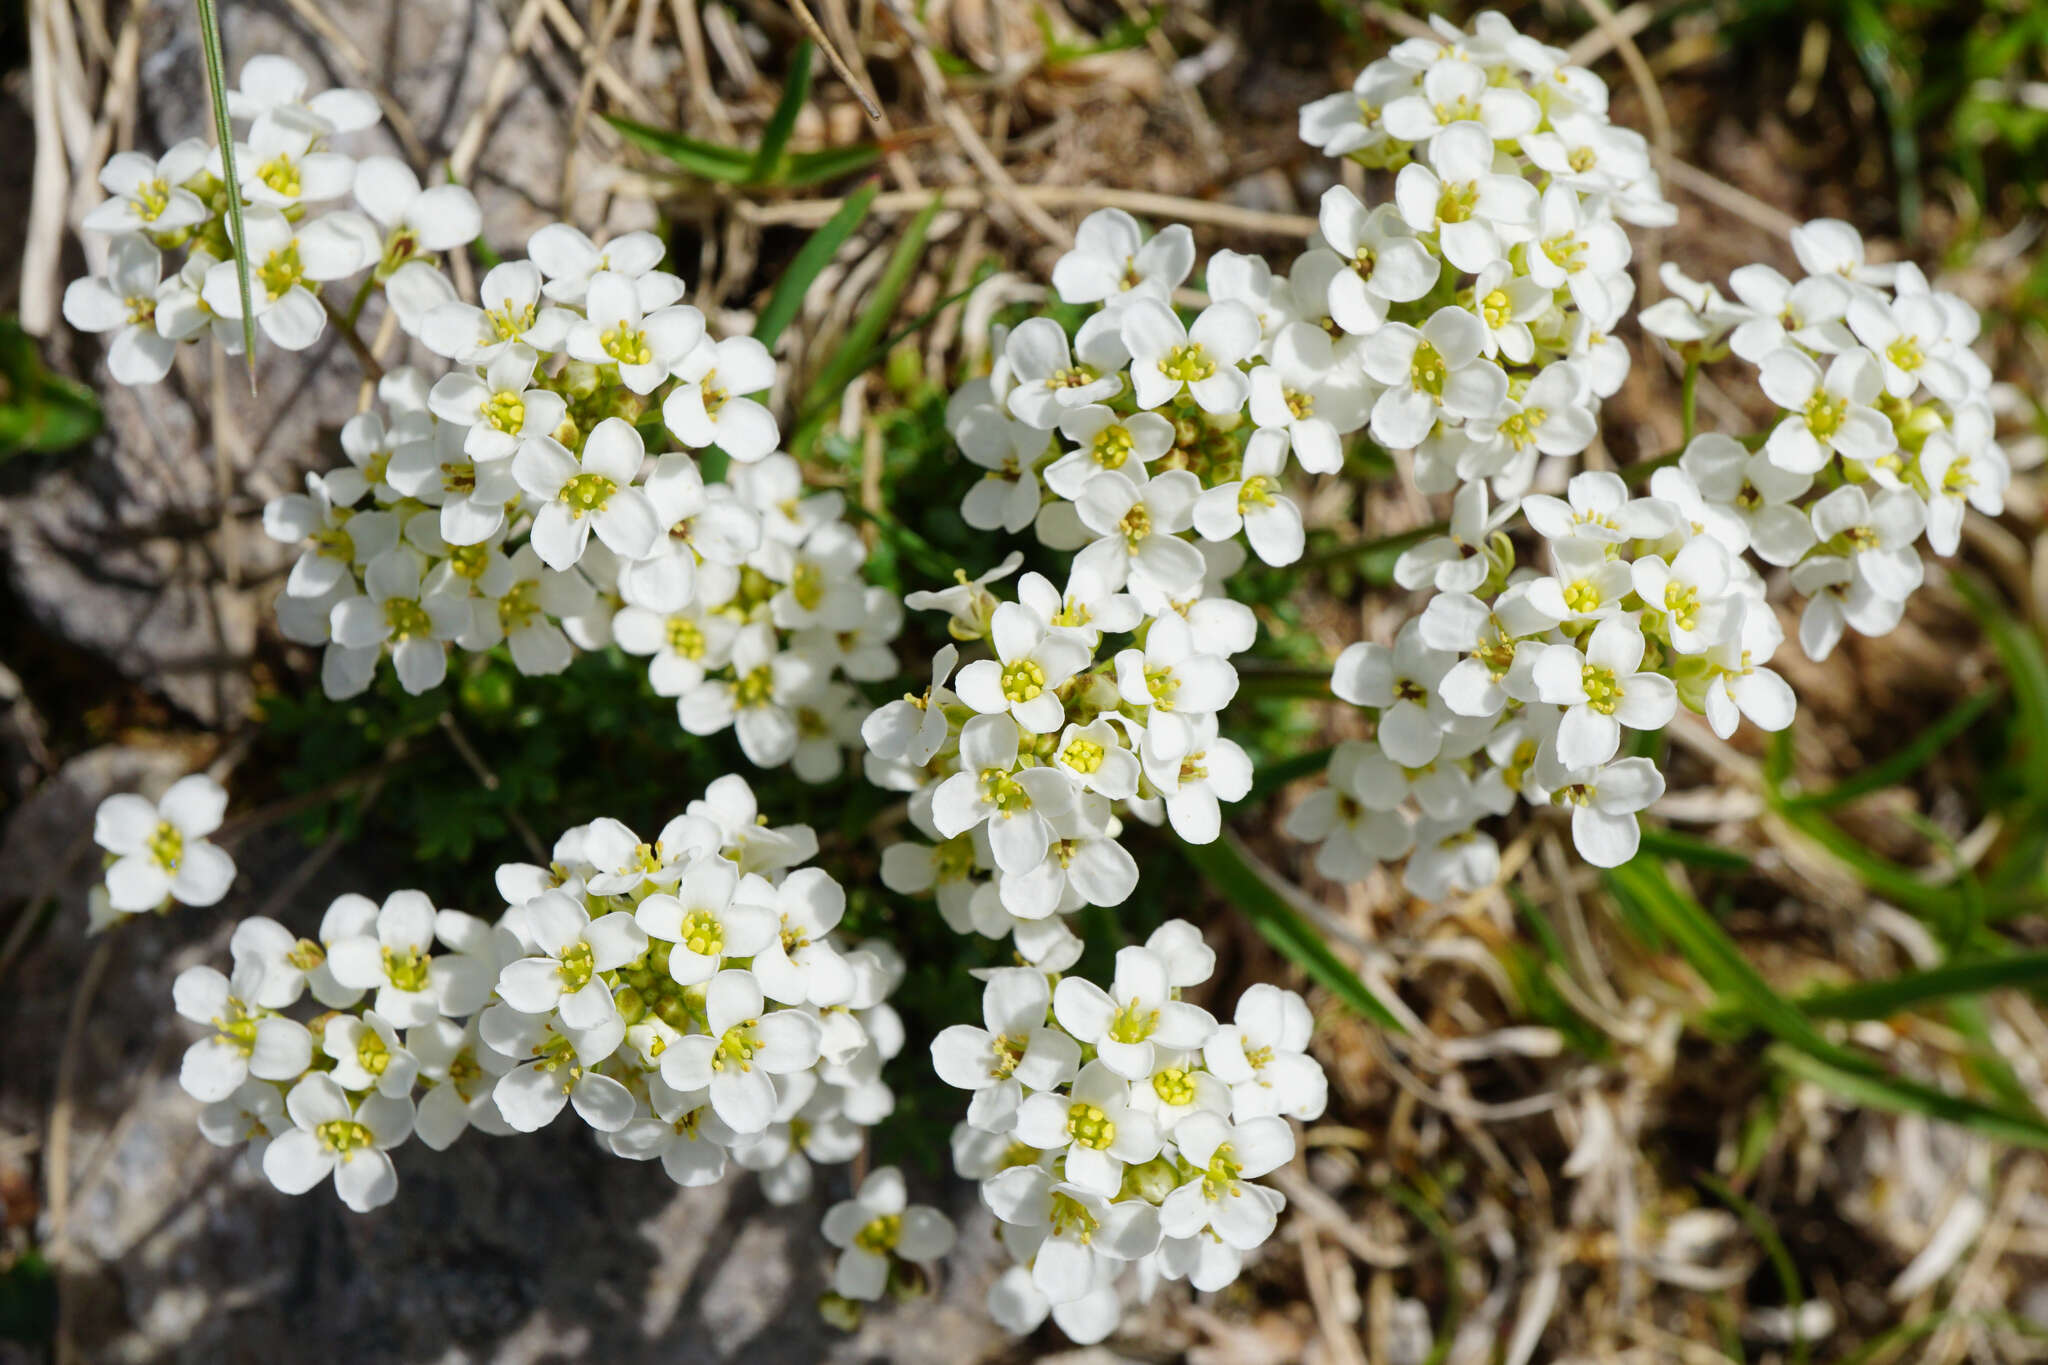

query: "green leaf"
left=1176, top=832, right=1407, bottom=1034
left=603, top=114, right=753, bottom=182
left=194, top=0, right=258, bottom=383
left=1768, top=1043, right=2048, bottom=1151
left=799, top=192, right=943, bottom=419
left=781, top=143, right=883, bottom=188
left=0, top=318, right=102, bottom=457
left=751, top=40, right=815, bottom=184
left=1778, top=681, right=2003, bottom=810
left=1634, top=826, right=1752, bottom=871
left=1800, top=949, right=2048, bottom=1020
left=1696, top=1172, right=1808, bottom=1365
left=752, top=183, right=877, bottom=350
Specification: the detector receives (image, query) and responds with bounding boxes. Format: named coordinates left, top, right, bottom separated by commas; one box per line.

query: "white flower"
left=1048, top=717, right=1141, bottom=802
left=1726, top=264, right=1853, bottom=362
left=862, top=644, right=958, bottom=766
left=1005, top=315, right=1126, bottom=427
left=1012, top=1060, right=1163, bottom=1196
left=527, top=223, right=669, bottom=305
left=1052, top=946, right=1216, bottom=1082
left=495, top=889, right=648, bottom=1028
left=1146, top=714, right=1253, bottom=844
left=932, top=967, right=1082, bottom=1133
left=637, top=860, right=781, bottom=987
left=237, top=115, right=357, bottom=210
left=514, top=418, right=662, bottom=570
left=1381, top=58, right=1539, bottom=146
left=351, top=156, right=482, bottom=274
left=1847, top=292, right=1966, bottom=400
left=1332, top=623, right=1460, bottom=767
left=202, top=206, right=372, bottom=351
left=1809, top=484, right=1926, bottom=601
left=1157, top=1112, right=1293, bottom=1249
left=63, top=235, right=179, bottom=384
left=1675, top=433, right=1815, bottom=565
left=1395, top=481, right=1514, bottom=593
left=482, top=1005, right=635, bottom=1133
left=1630, top=535, right=1737, bottom=654
left=328, top=548, right=469, bottom=693
left=954, top=601, right=1092, bottom=734
left=1205, top=983, right=1327, bottom=1122
left=173, top=962, right=313, bottom=1102
left=1537, top=751, right=1665, bottom=868
left=1392, top=121, right=1537, bottom=271
left=1525, top=183, right=1629, bottom=315
left=980, top=1172, right=1160, bottom=1306
left=1051, top=209, right=1194, bottom=307
left=1405, top=821, right=1502, bottom=901
left=1072, top=469, right=1205, bottom=598
left=226, top=54, right=378, bottom=132
left=1791, top=555, right=1904, bottom=661
left=676, top=623, right=821, bottom=768
left=1466, top=260, right=1551, bottom=364
left=93, top=774, right=236, bottom=912
left=1314, top=189, right=1440, bottom=335
left=1113, top=611, right=1239, bottom=760
left=323, top=1011, right=420, bottom=1098
left=1044, top=404, right=1173, bottom=500
left=1523, top=470, right=1673, bottom=547
left=566, top=271, right=705, bottom=394
left=323, top=890, right=496, bottom=1027
left=822, top=1167, right=957, bottom=1301
left=1120, top=299, right=1259, bottom=414
left=82, top=141, right=210, bottom=235
left=1247, top=326, right=1367, bottom=475
left=457, top=546, right=594, bottom=676
left=662, top=335, right=780, bottom=461
left=1758, top=347, right=1895, bottom=473
left=658, top=969, right=822, bottom=1133
left=1526, top=538, right=1637, bottom=625
left=426, top=344, right=568, bottom=462
left=1283, top=753, right=1417, bottom=880
left=609, top=1079, right=738, bottom=1185
left=1360, top=306, right=1507, bottom=449
left=421, top=260, right=574, bottom=363
left=931, top=715, right=1076, bottom=874
left=745, top=866, right=855, bottom=1007
left=410, top=1017, right=514, bottom=1149
left=1532, top=616, right=1678, bottom=768
left=1701, top=605, right=1798, bottom=739
left=197, top=1079, right=286, bottom=1172
left=1919, top=424, right=2008, bottom=557
left=262, top=1073, right=414, bottom=1213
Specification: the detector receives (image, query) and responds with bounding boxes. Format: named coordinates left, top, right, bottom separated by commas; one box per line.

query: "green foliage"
left=0, top=318, right=101, bottom=457
left=193, top=0, right=257, bottom=378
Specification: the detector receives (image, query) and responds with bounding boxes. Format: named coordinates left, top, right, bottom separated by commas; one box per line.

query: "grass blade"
left=751, top=40, right=815, bottom=184
left=1777, top=682, right=2003, bottom=811
left=799, top=191, right=942, bottom=417
left=752, top=182, right=876, bottom=350
left=193, top=0, right=257, bottom=386
left=1767, top=1044, right=2048, bottom=1151
left=603, top=115, right=753, bottom=182
left=1635, top=826, right=1752, bottom=871
left=781, top=144, right=881, bottom=188
left=1696, top=1172, right=1808, bottom=1365
left=1800, top=950, right=2048, bottom=1020
left=1177, top=831, right=1407, bottom=1034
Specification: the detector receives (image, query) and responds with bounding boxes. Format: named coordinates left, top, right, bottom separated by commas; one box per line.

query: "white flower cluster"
left=933, top=922, right=1326, bottom=1343
left=64, top=56, right=482, bottom=382
left=170, top=777, right=904, bottom=1212
left=257, top=227, right=897, bottom=780
left=1291, top=8, right=1677, bottom=495
left=86, top=775, right=237, bottom=933
left=1294, top=470, right=1797, bottom=881
left=1645, top=218, right=2010, bottom=660
left=865, top=556, right=1254, bottom=970
left=820, top=1166, right=957, bottom=1304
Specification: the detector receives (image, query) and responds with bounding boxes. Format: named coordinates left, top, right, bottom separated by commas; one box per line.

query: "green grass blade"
left=752, top=182, right=876, bottom=350
left=1779, top=683, right=2003, bottom=811
left=1801, top=950, right=2048, bottom=1020
left=1953, top=569, right=2048, bottom=810
left=603, top=114, right=753, bottom=182
left=1634, top=826, right=1752, bottom=871
left=194, top=0, right=258, bottom=386
left=751, top=40, right=815, bottom=184
left=781, top=143, right=882, bottom=188
left=1767, top=1043, right=2048, bottom=1151
left=799, top=192, right=942, bottom=416
left=1177, top=832, right=1407, bottom=1034
left=1696, top=1172, right=1808, bottom=1365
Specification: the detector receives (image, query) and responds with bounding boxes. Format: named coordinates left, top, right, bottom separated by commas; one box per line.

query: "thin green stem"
left=194, top=0, right=258, bottom=389
left=343, top=273, right=378, bottom=330
left=321, top=294, right=385, bottom=382
left=1679, top=360, right=1699, bottom=443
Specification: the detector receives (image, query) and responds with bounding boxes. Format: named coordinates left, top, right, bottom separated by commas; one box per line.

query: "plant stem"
left=1680, top=359, right=1699, bottom=443
left=343, top=273, right=378, bottom=330
left=321, top=294, right=385, bottom=382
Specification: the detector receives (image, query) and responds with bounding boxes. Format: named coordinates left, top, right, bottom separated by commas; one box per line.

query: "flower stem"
left=1680, top=359, right=1699, bottom=443
left=321, top=293, right=385, bottom=383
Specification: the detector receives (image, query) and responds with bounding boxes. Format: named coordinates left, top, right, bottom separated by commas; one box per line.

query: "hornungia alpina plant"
left=55, top=6, right=2018, bottom=1350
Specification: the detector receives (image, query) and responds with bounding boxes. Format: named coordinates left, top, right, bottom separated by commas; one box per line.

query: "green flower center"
left=498, top=579, right=541, bottom=633
left=932, top=836, right=976, bottom=883
left=1118, top=503, right=1152, bottom=548
left=558, top=940, right=595, bottom=991
left=315, top=1118, right=375, bottom=1154
left=1107, top=998, right=1159, bottom=1045
left=1160, top=342, right=1216, bottom=384
left=1152, top=1066, right=1195, bottom=1107
left=1238, top=475, right=1276, bottom=512
left=1049, top=1191, right=1099, bottom=1242
left=148, top=820, right=184, bottom=871
left=1500, top=409, right=1546, bottom=450
left=560, top=471, right=616, bottom=515
left=1885, top=337, right=1924, bottom=373
left=735, top=663, right=776, bottom=708
left=698, top=369, right=729, bottom=417
left=1568, top=145, right=1598, bottom=173
left=489, top=300, right=538, bottom=342
left=1049, top=363, right=1099, bottom=391
left=384, top=597, right=432, bottom=640
left=1580, top=662, right=1620, bottom=715
left=136, top=177, right=172, bottom=221
left=383, top=946, right=432, bottom=992
left=601, top=325, right=653, bottom=366
left=1435, top=179, right=1479, bottom=224
left=1481, top=288, right=1512, bottom=329
left=286, top=938, right=325, bottom=970
left=357, top=1029, right=390, bottom=1077
left=1000, top=659, right=1047, bottom=703
left=1805, top=391, right=1848, bottom=440
left=1145, top=666, right=1179, bottom=709
left=679, top=909, right=724, bottom=957
left=257, top=155, right=301, bottom=197
left=1664, top=582, right=1701, bottom=632
left=1411, top=340, right=1448, bottom=397
left=1061, top=737, right=1105, bottom=774
left=1091, top=425, right=1134, bottom=470
left=484, top=391, right=526, bottom=433
left=257, top=243, right=305, bottom=302
left=1562, top=578, right=1602, bottom=614
left=1066, top=1101, right=1117, bottom=1150
left=791, top=561, right=826, bottom=611
left=1200, top=1143, right=1244, bottom=1199
left=1541, top=235, right=1586, bottom=273
left=979, top=769, right=1030, bottom=815
left=666, top=616, right=705, bottom=658
left=447, top=543, right=491, bottom=579
left=855, top=1213, right=902, bottom=1254
left=712, top=1020, right=761, bottom=1071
